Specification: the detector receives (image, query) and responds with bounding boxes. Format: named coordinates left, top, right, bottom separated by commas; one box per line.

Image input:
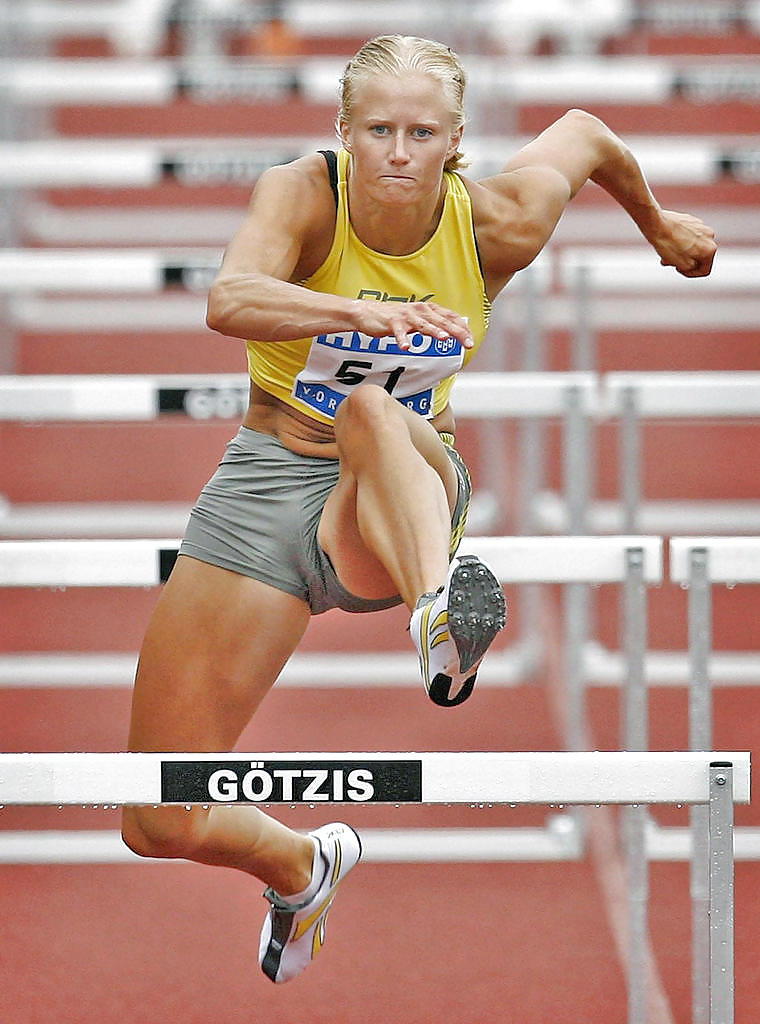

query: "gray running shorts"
left=180, top=425, right=471, bottom=615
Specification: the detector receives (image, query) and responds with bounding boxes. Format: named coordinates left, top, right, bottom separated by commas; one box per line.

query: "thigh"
left=318, top=399, right=460, bottom=599
left=128, top=554, right=311, bottom=753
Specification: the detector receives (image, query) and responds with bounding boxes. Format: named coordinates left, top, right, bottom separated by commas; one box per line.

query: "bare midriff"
left=243, top=381, right=455, bottom=459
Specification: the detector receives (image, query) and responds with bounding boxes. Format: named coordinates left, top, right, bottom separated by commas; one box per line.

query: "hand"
left=352, top=299, right=474, bottom=350
left=654, top=210, right=717, bottom=278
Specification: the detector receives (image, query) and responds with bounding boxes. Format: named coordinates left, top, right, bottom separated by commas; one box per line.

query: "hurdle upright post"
left=561, top=383, right=594, bottom=754
left=689, top=547, right=713, bottom=1024
left=619, top=385, right=641, bottom=535
left=622, top=546, right=649, bottom=1024
left=709, top=763, right=735, bottom=1024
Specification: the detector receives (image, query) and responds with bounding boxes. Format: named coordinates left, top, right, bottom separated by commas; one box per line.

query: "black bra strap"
left=318, top=149, right=339, bottom=207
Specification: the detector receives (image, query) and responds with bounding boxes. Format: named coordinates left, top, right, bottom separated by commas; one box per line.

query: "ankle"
left=278, top=835, right=321, bottom=901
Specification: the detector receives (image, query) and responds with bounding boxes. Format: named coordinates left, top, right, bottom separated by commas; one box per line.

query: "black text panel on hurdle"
left=0, top=752, right=750, bottom=807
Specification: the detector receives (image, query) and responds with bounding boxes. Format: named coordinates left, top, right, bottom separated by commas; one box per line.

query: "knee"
left=121, top=805, right=203, bottom=861
left=334, top=385, right=397, bottom=441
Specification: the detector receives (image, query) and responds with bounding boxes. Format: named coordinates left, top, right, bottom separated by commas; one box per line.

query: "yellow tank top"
left=246, top=148, right=490, bottom=425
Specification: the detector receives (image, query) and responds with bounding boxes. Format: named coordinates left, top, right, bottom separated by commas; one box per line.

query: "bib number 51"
left=335, top=359, right=406, bottom=394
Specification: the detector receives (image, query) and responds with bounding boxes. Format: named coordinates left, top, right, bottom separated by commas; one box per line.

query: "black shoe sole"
left=447, top=555, right=507, bottom=674
left=426, top=556, right=507, bottom=708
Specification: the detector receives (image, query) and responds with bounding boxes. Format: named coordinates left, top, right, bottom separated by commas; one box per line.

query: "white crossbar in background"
left=0, top=55, right=749, bottom=106
left=1, top=247, right=759, bottom=294
left=0, top=648, right=535, bottom=690
left=0, top=371, right=596, bottom=421
left=10, top=293, right=760, bottom=334
left=3, top=370, right=759, bottom=423
left=0, top=535, right=664, bottom=588
left=560, top=249, right=760, bottom=292
left=0, top=826, right=581, bottom=865
left=0, top=136, right=752, bottom=188
left=7, top=0, right=753, bottom=43
left=0, top=751, right=750, bottom=806
left=17, top=203, right=760, bottom=250
left=602, top=373, right=760, bottom=418
left=670, top=537, right=760, bottom=585
left=0, top=248, right=222, bottom=292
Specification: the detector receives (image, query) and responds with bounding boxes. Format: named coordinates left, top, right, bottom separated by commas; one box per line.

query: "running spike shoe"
left=410, top=554, right=507, bottom=707
left=259, top=822, right=362, bottom=983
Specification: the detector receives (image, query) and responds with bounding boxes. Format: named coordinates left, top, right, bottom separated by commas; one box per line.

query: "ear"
left=338, top=118, right=352, bottom=152
left=446, top=125, right=464, bottom=161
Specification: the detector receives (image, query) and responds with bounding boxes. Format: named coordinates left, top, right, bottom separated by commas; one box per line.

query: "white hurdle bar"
left=0, top=751, right=749, bottom=1023
left=0, top=370, right=597, bottom=422
left=2, top=54, right=753, bottom=107
left=0, top=534, right=662, bottom=589
left=0, top=248, right=222, bottom=294
left=2, top=135, right=755, bottom=188
left=1, top=247, right=759, bottom=296
left=7, top=0, right=752, bottom=45
left=0, top=751, right=749, bottom=807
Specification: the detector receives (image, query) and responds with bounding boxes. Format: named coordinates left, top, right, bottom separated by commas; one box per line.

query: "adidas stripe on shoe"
left=410, top=554, right=507, bottom=707
left=259, top=822, right=362, bottom=983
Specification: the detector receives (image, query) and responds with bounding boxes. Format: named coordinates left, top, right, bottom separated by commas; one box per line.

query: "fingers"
left=365, top=301, right=474, bottom=350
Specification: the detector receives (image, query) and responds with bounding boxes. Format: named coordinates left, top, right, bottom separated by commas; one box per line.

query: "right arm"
left=205, top=156, right=473, bottom=349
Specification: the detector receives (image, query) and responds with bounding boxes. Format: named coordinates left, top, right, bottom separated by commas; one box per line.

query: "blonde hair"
left=337, top=35, right=469, bottom=172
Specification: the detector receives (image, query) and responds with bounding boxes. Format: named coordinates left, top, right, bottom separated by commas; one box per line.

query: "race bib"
left=292, top=329, right=464, bottom=420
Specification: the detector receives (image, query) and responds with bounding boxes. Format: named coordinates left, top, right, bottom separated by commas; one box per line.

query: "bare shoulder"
left=250, top=152, right=336, bottom=232
left=459, top=171, right=567, bottom=294
left=223, top=152, right=338, bottom=281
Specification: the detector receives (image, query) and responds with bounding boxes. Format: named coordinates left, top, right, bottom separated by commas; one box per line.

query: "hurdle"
left=0, top=750, right=750, bottom=1024
left=0, top=368, right=596, bottom=580
left=600, top=374, right=760, bottom=531
left=0, top=531, right=662, bottom=888
left=555, top=250, right=760, bottom=374
left=529, top=372, right=760, bottom=690
left=603, top=378, right=759, bottom=690
left=0, top=532, right=662, bottom=741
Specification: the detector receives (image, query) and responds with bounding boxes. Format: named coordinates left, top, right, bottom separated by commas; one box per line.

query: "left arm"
left=472, top=109, right=716, bottom=286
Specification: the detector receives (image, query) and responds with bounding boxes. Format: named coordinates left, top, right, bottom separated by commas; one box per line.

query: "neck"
left=346, top=174, right=448, bottom=256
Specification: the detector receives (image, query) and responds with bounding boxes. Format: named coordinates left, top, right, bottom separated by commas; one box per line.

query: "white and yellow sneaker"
left=410, top=554, right=507, bottom=707
left=259, top=822, right=362, bottom=983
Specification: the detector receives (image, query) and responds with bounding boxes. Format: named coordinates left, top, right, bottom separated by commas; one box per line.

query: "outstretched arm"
left=475, top=109, right=716, bottom=283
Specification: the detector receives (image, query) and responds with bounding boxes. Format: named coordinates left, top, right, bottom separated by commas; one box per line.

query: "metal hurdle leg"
left=622, top=547, right=649, bottom=1024
left=561, top=384, right=594, bottom=753
left=689, top=548, right=713, bottom=1024
left=708, top=763, right=735, bottom=1024
left=515, top=267, right=547, bottom=673
left=620, top=386, right=641, bottom=535
left=572, top=263, right=595, bottom=372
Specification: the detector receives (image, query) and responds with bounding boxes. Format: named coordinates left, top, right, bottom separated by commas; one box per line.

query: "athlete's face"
left=339, top=72, right=462, bottom=204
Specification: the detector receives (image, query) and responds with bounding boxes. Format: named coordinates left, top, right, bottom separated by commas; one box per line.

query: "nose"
left=390, top=130, right=410, bottom=164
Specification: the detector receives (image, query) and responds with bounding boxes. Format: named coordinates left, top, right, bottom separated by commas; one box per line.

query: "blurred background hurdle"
left=0, top=530, right=663, bottom=762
